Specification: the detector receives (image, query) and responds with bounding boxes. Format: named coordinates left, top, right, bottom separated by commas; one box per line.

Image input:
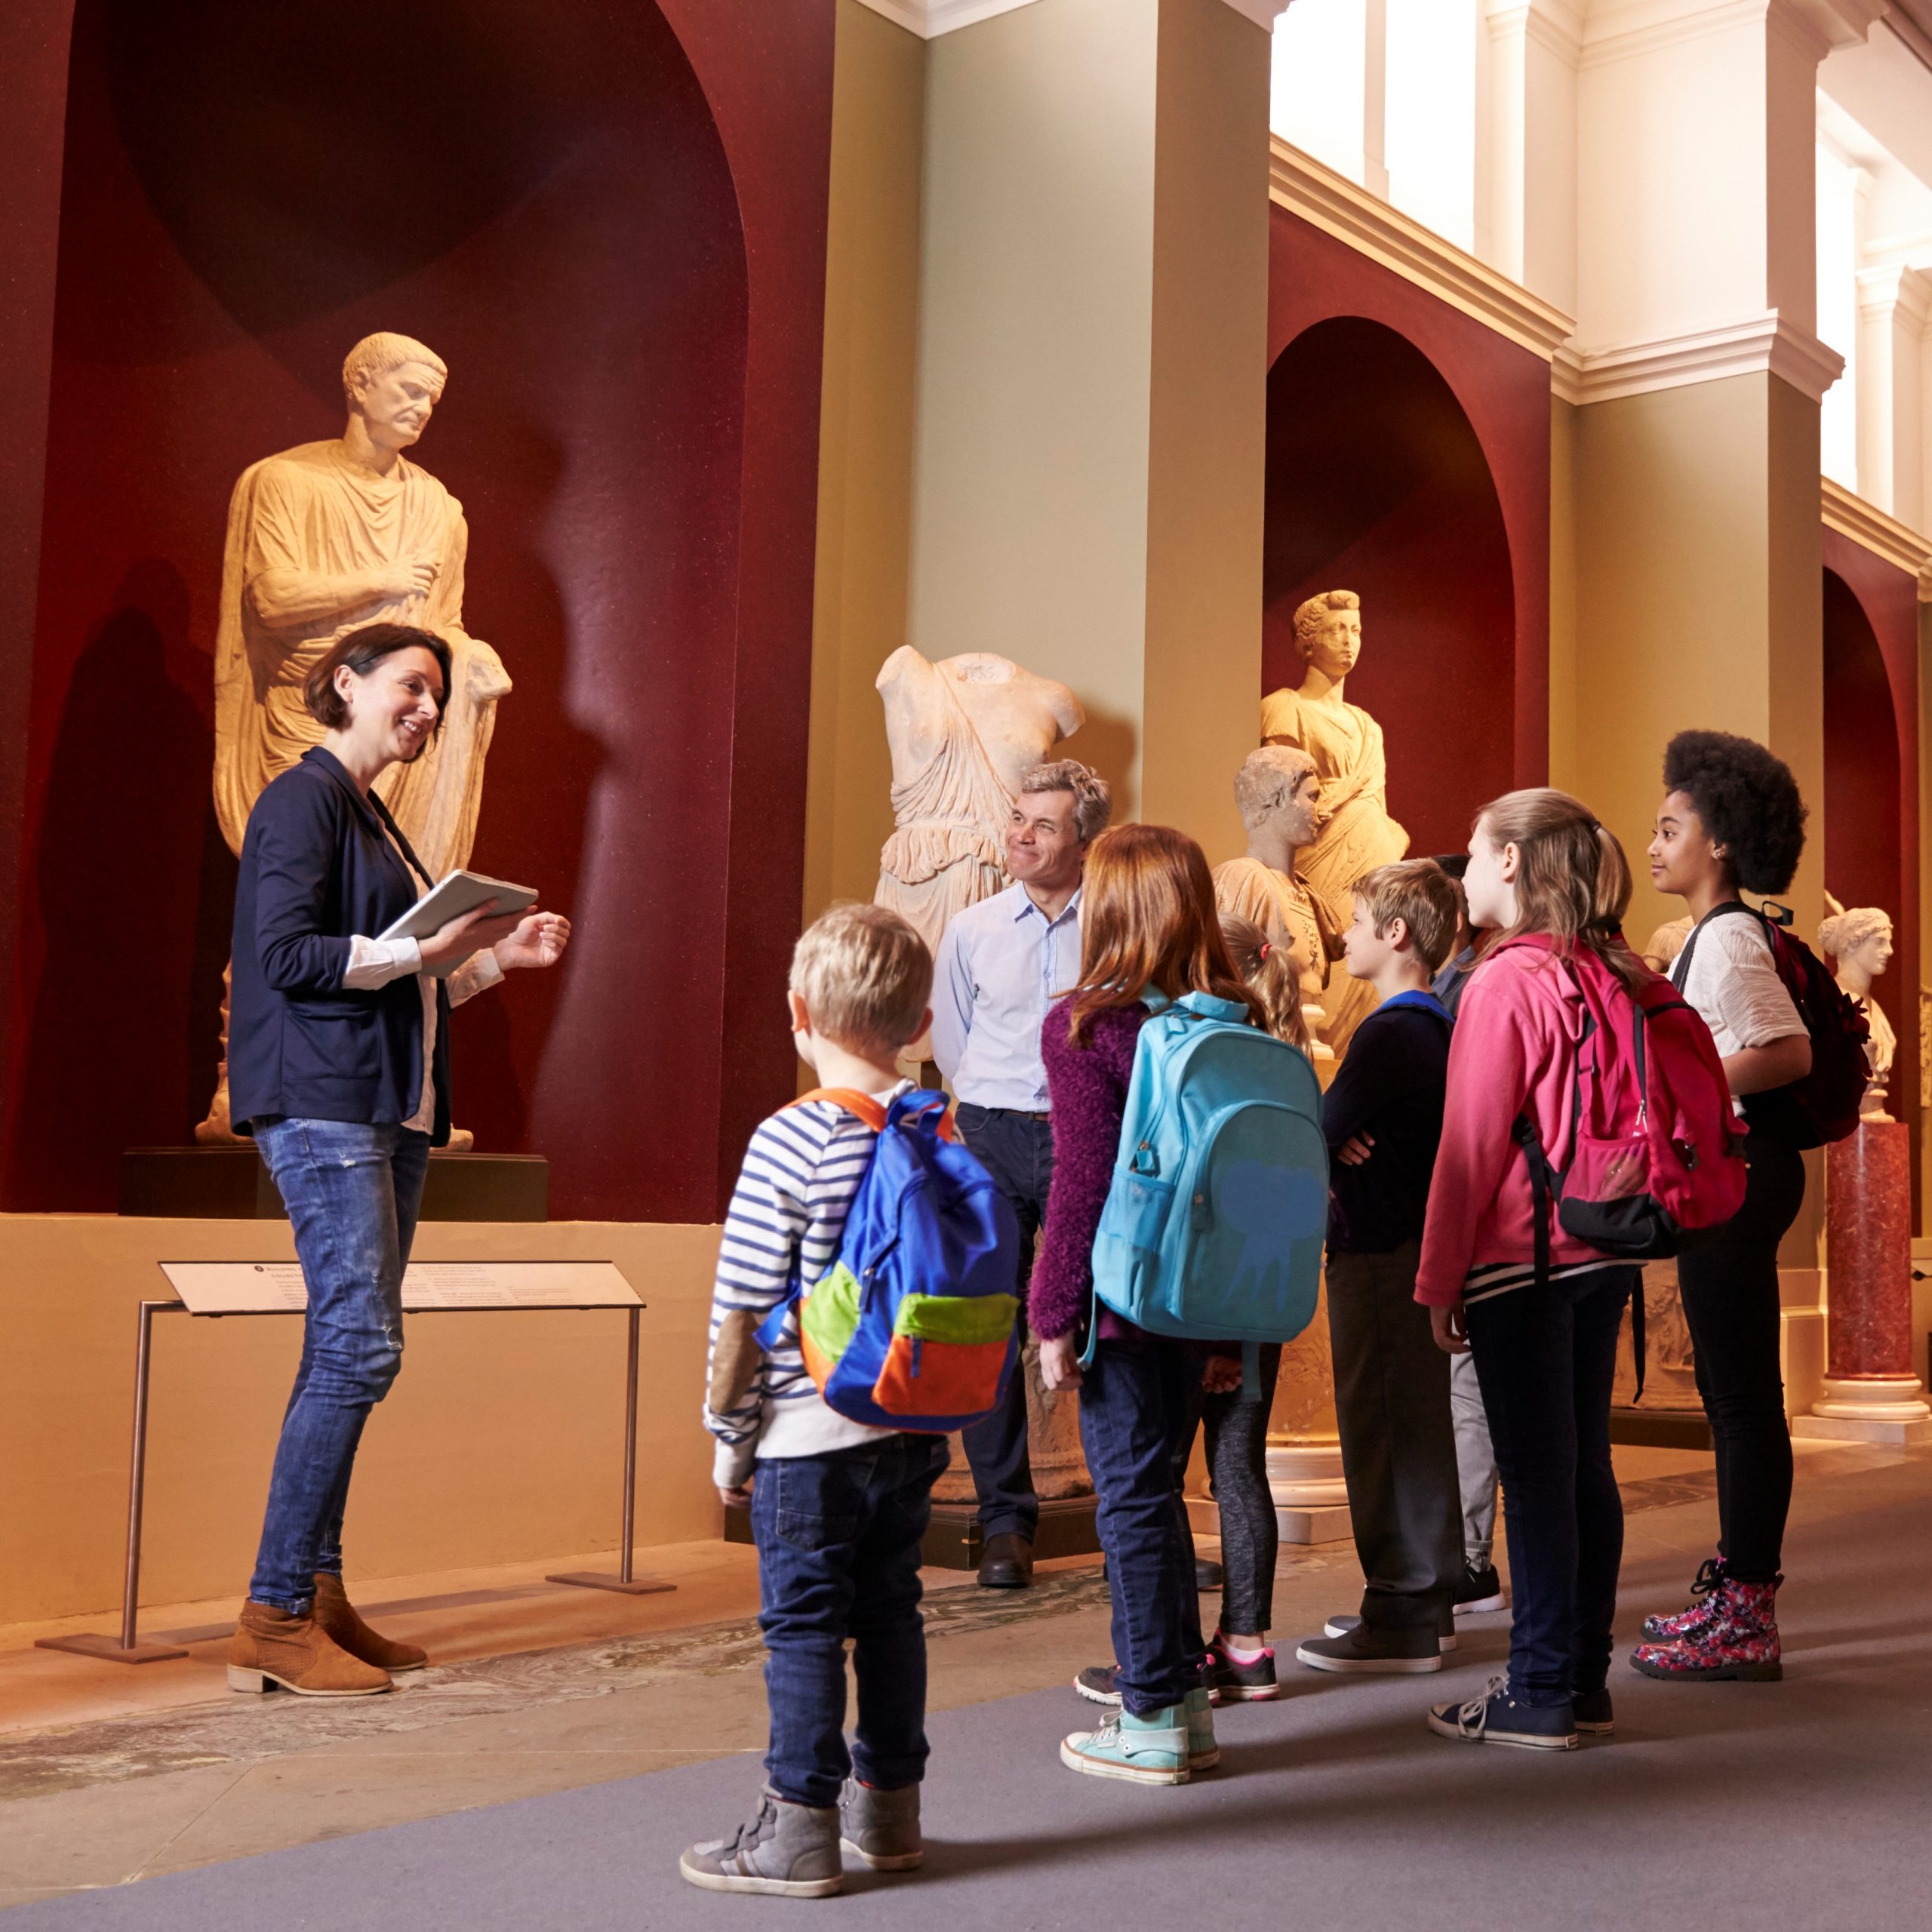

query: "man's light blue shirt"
left=931, top=881, right=1083, bottom=1111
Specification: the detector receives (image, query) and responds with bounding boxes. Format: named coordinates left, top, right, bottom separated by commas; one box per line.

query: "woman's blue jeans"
left=248, top=1118, right=431, bottom=1613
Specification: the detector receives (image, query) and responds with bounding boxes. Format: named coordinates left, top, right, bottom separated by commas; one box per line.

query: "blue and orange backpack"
left=755, top=1088, right=1021, bottom=1432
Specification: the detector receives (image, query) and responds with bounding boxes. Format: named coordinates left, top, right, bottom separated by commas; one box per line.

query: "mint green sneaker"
left=1060, top=1703, right=1189, bottom=1785
left=1183, top=1684, right=1220, bottom=1770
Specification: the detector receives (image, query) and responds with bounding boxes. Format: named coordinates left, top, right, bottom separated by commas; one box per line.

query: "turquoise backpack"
left=1084, top=993, right=1327, bottom=1387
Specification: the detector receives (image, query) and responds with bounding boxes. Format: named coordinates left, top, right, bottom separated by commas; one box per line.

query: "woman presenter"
left=223, top=622, right=569, bottom=1698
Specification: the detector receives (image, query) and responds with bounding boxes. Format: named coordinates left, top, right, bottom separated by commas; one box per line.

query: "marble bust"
left=198, top=332, right=512, bottom=1142
left=1260, top=589, right=1407, bottom=1052
left=873, top=646, right=1083, bottom=965
left=1820, top=903, right=1896, bottom=1121
left=1211, top=746, right=1336, bottom=1055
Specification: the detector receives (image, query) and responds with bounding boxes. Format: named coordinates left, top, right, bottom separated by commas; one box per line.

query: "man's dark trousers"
left=953, top=1103, right=1050, bottom=1543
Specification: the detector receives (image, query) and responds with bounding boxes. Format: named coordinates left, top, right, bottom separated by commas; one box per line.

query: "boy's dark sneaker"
left=1073, top=1663, right=1121, bottom=1705
left=1453, top=1561, right=1506, bottom=1616
left=1322, top=1609, right=1457, bottom=1654
left=1427, top=1676, right=1578, bottom=1751
left=838, top=1777, right=921, bottom=1872
left=1297, top=1622, right=1442, bottom=1674
left=1573, top=1687, right=1614, bottom=1735
left=1204, top=1635, right=1281, bottom=1702
left=680, top=1788, right=844, bottom=1897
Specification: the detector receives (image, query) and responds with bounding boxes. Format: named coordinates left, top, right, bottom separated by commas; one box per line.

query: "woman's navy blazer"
left=228, top=747, right=453, bottom=1144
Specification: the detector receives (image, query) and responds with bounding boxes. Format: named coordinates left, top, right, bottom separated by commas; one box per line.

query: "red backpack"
left=1668, top=901, right=1868, bottom=1149
left=1498, top=935, right=1749, bottom=1278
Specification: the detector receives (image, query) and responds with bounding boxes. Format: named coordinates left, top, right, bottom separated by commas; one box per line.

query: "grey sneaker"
left=1074, top=1663, right=1121, bottom=1705
left=838, top=1777, right=922, bottom=1872
left=1297, top=1622, right=1443, bottom=1673
left=679, top=1787, right=844, bottom=1897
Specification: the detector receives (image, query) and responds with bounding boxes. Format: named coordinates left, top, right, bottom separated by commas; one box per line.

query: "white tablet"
left=377, top=869, right=538, bottom=966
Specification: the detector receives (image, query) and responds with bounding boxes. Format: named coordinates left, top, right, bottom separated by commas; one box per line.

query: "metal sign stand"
left=546, top=1305, right=672, bottom=1596
left=37, top=1266, right=671, bottom=1666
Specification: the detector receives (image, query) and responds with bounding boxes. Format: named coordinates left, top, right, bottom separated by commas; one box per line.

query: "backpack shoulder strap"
left=789, top=1087, right=889, bottom=1133
left=1669, top=900, right=1755, bottom=991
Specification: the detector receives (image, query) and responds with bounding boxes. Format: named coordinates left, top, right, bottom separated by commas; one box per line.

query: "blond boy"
left=681, top=904, right=944, bottom=1900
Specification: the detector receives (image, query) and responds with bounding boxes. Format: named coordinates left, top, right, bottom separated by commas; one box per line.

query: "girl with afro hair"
left=1637, top=730, right=1811, bottom=1684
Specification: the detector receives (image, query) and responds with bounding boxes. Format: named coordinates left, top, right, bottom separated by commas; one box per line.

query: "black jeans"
left=1081, top=1331, right=1205, bottom=1715
left=1465, top=1267, right=1638, bottom=1707
left=1328, top=1242, right=1464, bottom=1631
left=751, top=1435, right=950, bottom=1807
left=1176, top=1343, right=1283, bottom=1635
left=1676, top=1139, right=1806, bottom=1584
left=954, top=1104, right=1051, bottom=1542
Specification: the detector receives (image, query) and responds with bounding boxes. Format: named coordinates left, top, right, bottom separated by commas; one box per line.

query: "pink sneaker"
left=1630, top=1577, right=1782, bottom=1681
left=1204, top=1633, right=1281, bottom=1703
left=1639, top=1555, right=1727, bottom=1643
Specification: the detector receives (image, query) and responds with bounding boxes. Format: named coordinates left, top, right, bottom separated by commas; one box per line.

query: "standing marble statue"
left=1820, top=901, right=1897, bottom=1119
left=874, top=646, right=1083, bottom=964
left=1260, top=589, right=1407, bottom=1053
left=198, top=331, right=511, bottom=1141
left=1212, top=746, right=1339, bottom=1054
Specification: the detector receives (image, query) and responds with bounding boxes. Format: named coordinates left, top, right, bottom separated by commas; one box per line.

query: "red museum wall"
left=1821, top=530, right=1921, bottom=1201
left=0, top=0, right=837, bottom=1222
left=1265, top=206, right=1552, bottom=862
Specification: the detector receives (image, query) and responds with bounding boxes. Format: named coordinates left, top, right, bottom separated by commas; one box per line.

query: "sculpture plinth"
left=1794, top=1118, right=1932, bottom=1445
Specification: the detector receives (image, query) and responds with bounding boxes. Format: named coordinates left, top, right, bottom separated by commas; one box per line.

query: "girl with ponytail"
left=1413, top=789, right=1645, bottom=1752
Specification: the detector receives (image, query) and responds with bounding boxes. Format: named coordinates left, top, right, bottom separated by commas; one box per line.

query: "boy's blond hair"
left=1352, top=860, right=1460, bottom=974
left=789, top=903, right=932, bottom=1054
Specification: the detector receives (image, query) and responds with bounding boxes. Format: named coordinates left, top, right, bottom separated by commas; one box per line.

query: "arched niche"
left=1262, top=316, right=1516, bottom=860
left=4, top=0, right=751, bottom=1216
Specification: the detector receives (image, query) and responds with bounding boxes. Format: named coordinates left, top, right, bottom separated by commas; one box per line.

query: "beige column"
left=905, top=0, right=1275, bottom=854
left=1854, top=263, right=1931, bottom=529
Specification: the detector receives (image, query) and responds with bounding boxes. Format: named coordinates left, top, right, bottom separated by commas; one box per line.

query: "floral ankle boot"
left=1639, top=1555, right=1727, bottom=1642
left=1631, top=1576, right=1782, bottom=1681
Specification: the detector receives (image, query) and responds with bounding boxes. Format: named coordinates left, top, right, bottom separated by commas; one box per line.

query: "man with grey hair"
left=931, top=758, right=1111, bottom=1588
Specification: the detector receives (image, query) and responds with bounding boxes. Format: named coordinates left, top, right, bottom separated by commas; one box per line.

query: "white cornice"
left=1486, top=0, right=1586, bottom=65
left=1551, top=310, right=1844, bottom=405
left=852, top=0, right=1290, bottom=35
left=1821, top=476, right=1932, bottom=597
left=1580, top=0, right=1884, bottom=70
left=1857, top=263, right=1932, bottom=330
left=1268, top=137, right=1575, bottom=361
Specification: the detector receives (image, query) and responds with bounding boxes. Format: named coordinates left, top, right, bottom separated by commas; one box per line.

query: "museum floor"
left=1, top=1435, right=1926, bottom=1927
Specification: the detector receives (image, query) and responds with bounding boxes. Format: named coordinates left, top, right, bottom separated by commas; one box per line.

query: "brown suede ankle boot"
left=228, top=1600, right=392, bottom=1697
left=312, top=1572, right=429, bottom=1673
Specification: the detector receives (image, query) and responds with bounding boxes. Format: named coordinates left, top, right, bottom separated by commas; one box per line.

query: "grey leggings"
left=1177, top=1345, right=1283, bottom=1636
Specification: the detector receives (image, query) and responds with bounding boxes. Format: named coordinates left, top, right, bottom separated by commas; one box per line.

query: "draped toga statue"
left=1260, top=589, right=1407, bottom=1055
left=873, top=647, right=1083, bottom=966
left=197, top=331, right=512, bottom=1142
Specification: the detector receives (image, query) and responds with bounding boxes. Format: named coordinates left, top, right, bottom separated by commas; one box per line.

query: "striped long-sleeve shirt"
left=701, top=1086, right=906, bottom=1487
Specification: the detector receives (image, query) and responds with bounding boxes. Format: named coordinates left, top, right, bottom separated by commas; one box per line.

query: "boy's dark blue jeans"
left=1464, top=1266, right=1638, bottom=1708
left=751, top=1434, right=949, bottom=1807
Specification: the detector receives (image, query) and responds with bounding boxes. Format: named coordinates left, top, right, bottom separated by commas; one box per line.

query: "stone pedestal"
left=1793, top=1118, right=1932, bottom=1446
left=1266, top=1281, right=1352, bottom=1545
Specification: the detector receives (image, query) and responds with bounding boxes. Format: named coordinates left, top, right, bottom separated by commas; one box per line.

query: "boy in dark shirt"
left=1295, top=860, right=1466, bottom=1675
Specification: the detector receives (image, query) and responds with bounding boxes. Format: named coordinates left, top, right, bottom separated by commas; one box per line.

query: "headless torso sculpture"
left=1260, top=589, right=1407, bottom=1056
left=873, top=647, right=1084, bottom=965
left=198, top=332, right=512, bottom=1141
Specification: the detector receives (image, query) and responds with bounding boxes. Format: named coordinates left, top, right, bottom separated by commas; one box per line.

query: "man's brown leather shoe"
left=312, top=1572, right=429, bottom=1673
left=977, top=1531, right=1034, bottom=1589
left=227, top=1600, right=392, bottom=1697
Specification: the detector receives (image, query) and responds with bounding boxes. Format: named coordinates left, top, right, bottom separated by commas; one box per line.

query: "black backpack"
left=1669, top=901, right=1869, bottom=1149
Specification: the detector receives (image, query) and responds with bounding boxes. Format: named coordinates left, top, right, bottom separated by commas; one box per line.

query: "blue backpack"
left=1084, top=995, right=1327, bottom=1382
left=755, top=1088, right=1022, bottom=1432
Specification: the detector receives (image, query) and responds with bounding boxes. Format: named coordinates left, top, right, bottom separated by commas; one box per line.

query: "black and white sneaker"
left=1453, top=1561, right=1506, bottom=1616
left=1428, top=1676, right=1577, bottom=1751
left=1074, top=1663, right=1121, bottom=1705
left=1297, top=1623, right=1442, bottom=1674
left=1323, top=1611, right=1457, bottom=1654
left=1204, top=1635, right=1281, bottom=1702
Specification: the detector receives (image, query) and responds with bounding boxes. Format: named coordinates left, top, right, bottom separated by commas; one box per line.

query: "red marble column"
left=1810, top=1118, right=1932, bottom=1438
left=1824, top=1119, right=1915, bottom=1380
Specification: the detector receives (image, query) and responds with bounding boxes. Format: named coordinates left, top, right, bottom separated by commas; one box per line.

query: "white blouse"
left=1675, top=913, right=1804, bottom=1112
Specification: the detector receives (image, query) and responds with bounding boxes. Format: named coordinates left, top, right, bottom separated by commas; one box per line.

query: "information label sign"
left=159, top=1260, right=639, bottom=1315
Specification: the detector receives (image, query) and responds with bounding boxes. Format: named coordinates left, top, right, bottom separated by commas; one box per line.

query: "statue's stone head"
left=1819, top=904, right=1894, bottom=980
left=1292, top=589, right=1361, bottom=679
left=1235, top=745, right=1321, bottom=848
left=343, top=332, right=449, bottom=453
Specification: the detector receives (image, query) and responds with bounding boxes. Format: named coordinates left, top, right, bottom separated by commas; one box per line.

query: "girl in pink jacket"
left=1416, top=789, right=1644, bottom=1752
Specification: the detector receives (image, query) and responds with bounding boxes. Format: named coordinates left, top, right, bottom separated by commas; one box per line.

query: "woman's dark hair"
left=303, top=623, right=453, bottom=731
left=1662, top=729, right=1807, bottom=894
